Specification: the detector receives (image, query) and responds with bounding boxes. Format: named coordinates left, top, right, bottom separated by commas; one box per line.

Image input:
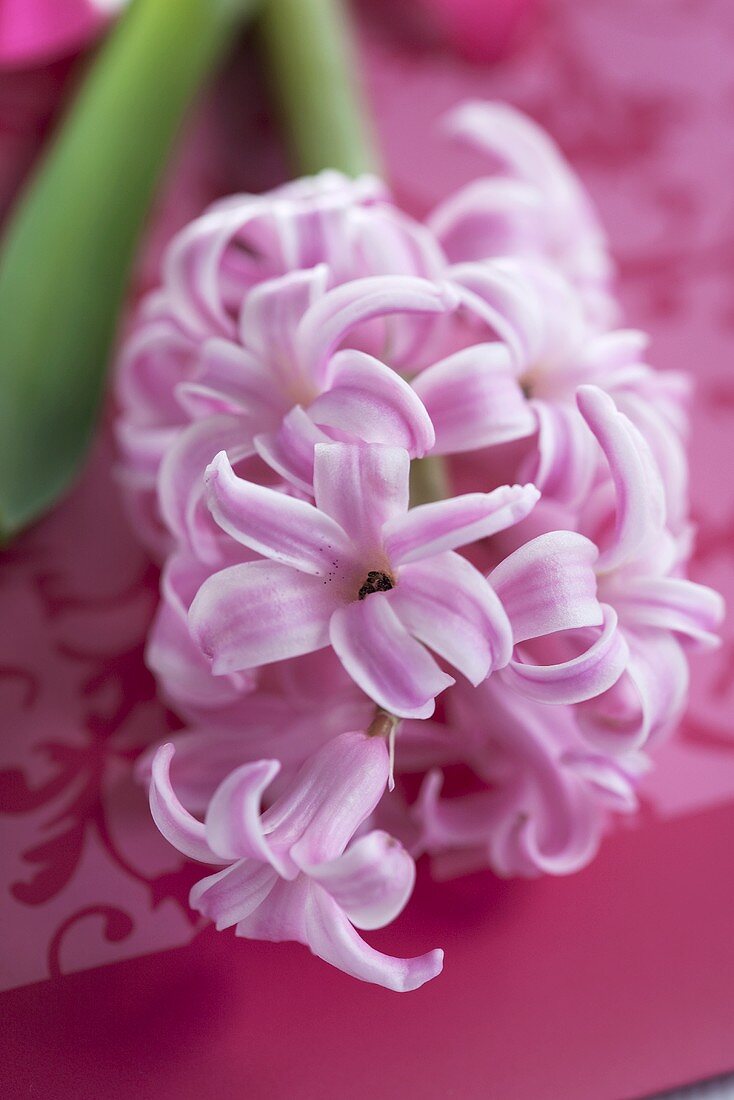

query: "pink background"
left=2, top=0, right=734, bottom=1095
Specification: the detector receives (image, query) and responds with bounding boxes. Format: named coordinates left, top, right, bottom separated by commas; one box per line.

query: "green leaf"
left=0, top=0, right=259, bottom=543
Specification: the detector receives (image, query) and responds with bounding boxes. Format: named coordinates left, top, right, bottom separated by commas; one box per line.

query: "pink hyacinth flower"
left=571, top=385, right=724, bottom=751
left=149, top=733, right=443, bottom=992
left=412, top=677, right=641, bottom=879
left=117, top=180, right=450, bottom=558
left=141, top=648, right=373, bottom=813
left=189, top=442, right=540, bottom=718
left=488, top=529, right=629, bottom=707
left=429, top=101, right=616, bottom=326
left=152, top=269, right=451, bottom=562
left=418, top=257, right=690, bottom=522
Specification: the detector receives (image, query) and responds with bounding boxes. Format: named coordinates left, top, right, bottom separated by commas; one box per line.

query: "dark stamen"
left=358, top=571, right=394, bottom=600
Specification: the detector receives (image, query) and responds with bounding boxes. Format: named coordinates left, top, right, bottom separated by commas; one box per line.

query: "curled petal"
left=577, top=385, right=666, bottom=572
left=149, top=745, right=224, bottom=865
left=204, top=759, right=283, bottom=866
left=577, top=629, right=689, bottom=752
left=205, top=451, right=354, bottom=574
left=239, top=266, right=329, bottom=388
left=440, top=101, right=588, bottom=211
left=607, top=575, right=724, bottom=650
left=330, top=597, right=454, bottom=719
left=448, top=260, right=545, bottom=368
left=522, top=400, right=596, bottom=506
left=308, top=350, right=435, bottom=457
left=297, top=275, right=457, bottom=387
left=313, top=442, right=409, bottom=557
left=384, top=483, right=539, bottom=566
left=489, top=531, right=602, bottom=643
left=190, top=861, right=279, bottom=931
left=501, top=605, right=629, bottom=704
left=158, top=416, right=254, bottom=560
left=304, top=886, right=444, bottom=992
left=390, top=552, right=513, bottom=683
left=190, top=561, right=336, bottom=673
left=164, top=203, right=261, bottom=336
left=412, top=343, right=534, bottom=453
left=561, top=753, right=639, bottom=813
left=303, top=831, right=416, bottom=931
left=428, top=177, right=543, bottom=265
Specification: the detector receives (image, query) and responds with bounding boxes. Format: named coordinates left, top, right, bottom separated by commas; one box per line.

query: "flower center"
left=358, top=571, right=394, bottom=600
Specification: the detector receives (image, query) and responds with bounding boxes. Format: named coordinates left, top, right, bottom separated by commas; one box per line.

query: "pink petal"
left=428, top=177, right=543, bottom=265
left=146, top=587, right=251, bottom=714
left=158, top=416, right=254, bottom=560
left=313, top=442, right=410, bottom=557
left=297, top=275, right=457, bottom=387
left=561, top=753, right=639, bottom=813
left=389, top=552, right=513, bottom=683
left=384, top=483, right=539, bottom=566
left=205, top=451, right=354, bottom=574
left=304, top=886, right=444, bottom=991
left=448, top=260, right=544, bottom=368
left=577, top=385, right=666, bottom=572
left=116, top=302, right=196, bottom=426
left=412, top=343, right=534, bottom=453
left=265, top=732, right=390, bottom=869
left=441, top=100, right=576, bottom=193
left=577, top=629, right=689, bottom=752
left=239, top=265, right=329, bottom=391
left=522, top=399, right=596, bottom=506
left=150, top=554, right=256, bottom=714
left=330, top=597, right=454, bottom=719
left=204, top=759, right=283, bottom=865
left=255, top=407, right=332, bottom=494
left=189, top=561, right=336, bottom=673
left=149, top=745, right=225, bottom=865
left=489, top=531, right=602, bottom=642
left=190, top=860, right=279, bottom=931
left=500, top=605, right=629, bottom=704
left=308, top=350, right=435, bottom=457
left=235, top=875, right=311, bottom=944
left=303, top=830, right=416, bottom=930
left=607, top=575, right=724, bottom=650
left=164, top=202, right=261, bottom=337
left=177, top=338, right=287, bottom=422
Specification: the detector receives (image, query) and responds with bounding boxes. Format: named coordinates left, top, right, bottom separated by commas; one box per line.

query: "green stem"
left=0, top=0, right=260, bottom=543
left=259, top=0, right=380, bottom=177
left=409, top=455, right=451, bottom=508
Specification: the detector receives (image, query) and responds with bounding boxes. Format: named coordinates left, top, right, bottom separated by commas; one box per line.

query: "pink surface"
left=4, top=802, right=734, bottom=1100
left=2, top=0, right=734, bottom=1094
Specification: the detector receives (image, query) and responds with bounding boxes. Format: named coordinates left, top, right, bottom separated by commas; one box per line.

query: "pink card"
left=2, top=0, right=734, bottom=1095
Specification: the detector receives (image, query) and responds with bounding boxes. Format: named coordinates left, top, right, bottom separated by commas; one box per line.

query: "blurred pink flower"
left=0, top=0, right=122, bottom=69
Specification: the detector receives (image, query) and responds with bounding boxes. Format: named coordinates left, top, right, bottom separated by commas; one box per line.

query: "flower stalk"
left=259, top=0, right=380, bottom=177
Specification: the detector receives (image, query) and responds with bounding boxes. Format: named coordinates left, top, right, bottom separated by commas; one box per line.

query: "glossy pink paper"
left=2, top=0, right=734, bottom=1095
